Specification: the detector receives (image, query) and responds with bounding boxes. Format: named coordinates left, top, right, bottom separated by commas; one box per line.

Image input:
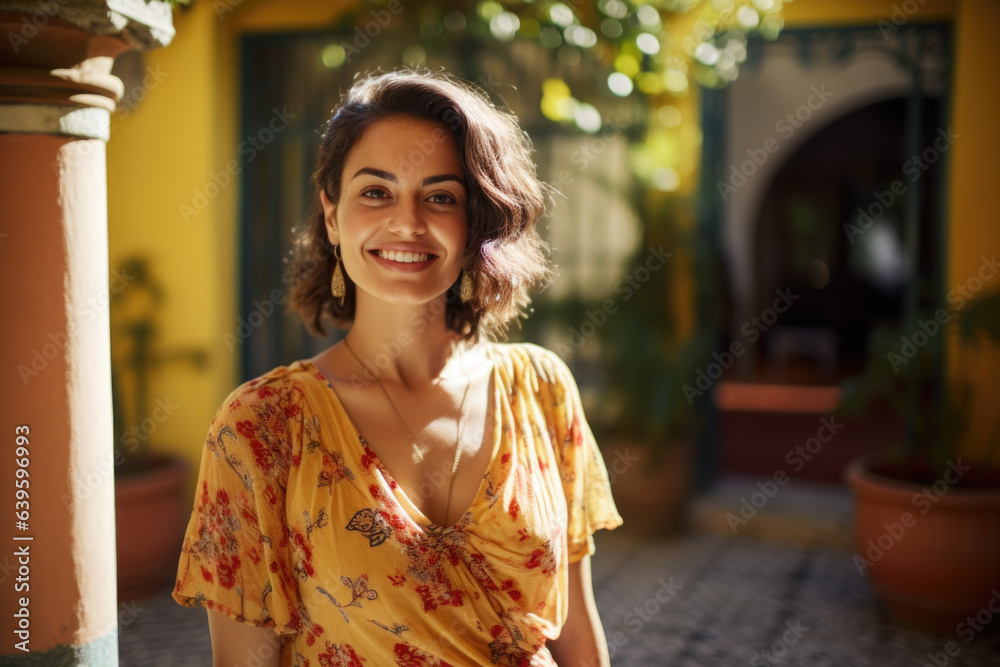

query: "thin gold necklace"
left=342, top=335, right=471, bottom=528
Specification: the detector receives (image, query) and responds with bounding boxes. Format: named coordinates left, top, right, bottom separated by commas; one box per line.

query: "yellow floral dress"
left=172, top=341, right=622, bottom=666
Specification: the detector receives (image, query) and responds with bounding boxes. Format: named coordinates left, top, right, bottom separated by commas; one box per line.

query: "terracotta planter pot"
left=600, top=437, right=693, bottom=535
left=115, top=453, right=190, bottom=602
left=846, top=453, right=1000, bottom=632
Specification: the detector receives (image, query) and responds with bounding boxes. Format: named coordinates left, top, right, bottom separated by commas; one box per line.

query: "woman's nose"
left=386, top=194, right=427, bottom=235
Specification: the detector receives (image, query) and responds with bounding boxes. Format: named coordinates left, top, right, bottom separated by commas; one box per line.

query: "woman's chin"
left=356, top=287, right=457, bottom=309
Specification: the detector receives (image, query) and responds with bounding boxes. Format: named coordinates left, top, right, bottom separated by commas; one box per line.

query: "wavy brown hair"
left=285, top=67, right=556, bottom=342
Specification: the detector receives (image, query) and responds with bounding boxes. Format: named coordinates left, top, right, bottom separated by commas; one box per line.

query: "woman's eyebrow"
left=351, top=167, right=465, bottom=188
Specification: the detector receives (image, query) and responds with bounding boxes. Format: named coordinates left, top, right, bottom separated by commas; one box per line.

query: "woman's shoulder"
left=213, top=359, right=323, bottom=421
left=489, top=341, right=575, bottom=391
left=206, top=361, right=325, bottom=483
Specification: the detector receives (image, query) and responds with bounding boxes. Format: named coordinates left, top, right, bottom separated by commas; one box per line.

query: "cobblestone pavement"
left=119, top=531, right=1000, bottom=666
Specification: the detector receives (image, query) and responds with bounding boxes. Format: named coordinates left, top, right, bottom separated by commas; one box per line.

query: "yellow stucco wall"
left=946, top=0, right=1000, bottom=461
left=106, top=0, right=362, bottom=507
left=106, top=0, right=999, bottom=507
left=782, top=0, right=957, bottom=25
left=107, top=1, right=233, bottom=504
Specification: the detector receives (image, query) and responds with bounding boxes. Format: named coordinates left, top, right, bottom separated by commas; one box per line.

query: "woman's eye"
left=360, top=189, right=456, bottom=205
left=429, top=193, right=456, bottom=205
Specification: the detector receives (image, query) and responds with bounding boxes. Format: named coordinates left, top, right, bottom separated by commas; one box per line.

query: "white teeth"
left=377, top=249, right=430, bottom=263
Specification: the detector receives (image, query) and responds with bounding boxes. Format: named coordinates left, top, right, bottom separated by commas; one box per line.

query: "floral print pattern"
left=172, top=343, right=622, bottom=666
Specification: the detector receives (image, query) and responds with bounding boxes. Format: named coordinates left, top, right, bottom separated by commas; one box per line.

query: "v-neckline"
left=301, top=344, right=504, bottom=532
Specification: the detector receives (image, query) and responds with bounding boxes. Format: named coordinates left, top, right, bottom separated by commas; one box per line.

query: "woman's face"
left=321, top=115, right=469, bottom=308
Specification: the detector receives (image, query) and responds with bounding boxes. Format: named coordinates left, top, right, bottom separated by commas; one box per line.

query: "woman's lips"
left=369, top=250, right=437, bottom=273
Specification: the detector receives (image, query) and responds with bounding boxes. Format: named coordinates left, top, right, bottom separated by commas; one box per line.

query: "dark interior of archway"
left=753, top=95, right=944, bottom=379
left=719, top=95, right=946, bottom=485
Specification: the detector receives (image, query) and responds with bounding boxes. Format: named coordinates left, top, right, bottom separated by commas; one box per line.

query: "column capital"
left=0, top=0, right=175, bottom=54
left=0, top=0, right=175, bottom=139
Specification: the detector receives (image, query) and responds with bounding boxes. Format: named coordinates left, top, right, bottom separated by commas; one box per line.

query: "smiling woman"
left=290, top=67, right=554, bottom=341
left=319, top=116, right=471, bottom=304
left=171, top=68, right=623, bottom=667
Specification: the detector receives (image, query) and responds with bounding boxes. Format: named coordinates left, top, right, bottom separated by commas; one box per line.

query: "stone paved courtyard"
left=120, top=530, right=1000, bottom=666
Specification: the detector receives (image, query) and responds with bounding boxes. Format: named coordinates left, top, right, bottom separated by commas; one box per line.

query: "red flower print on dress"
left=235, top=420, right=256, bottom=439
left=487, top=620, right=533, bottom=667
left=525, top=543, right=557, bottom=576
left=285, top=601, right=322, bottom=647
left=382, top=510, right=410, bottom=533
left=405, top=526, right=471, bottom=611
left=216, top=554, right=241, bottom=590
left=307, top=440, right=356, bottom=491
left=250, top=438, right=274, bottom=474
left=290, top=527, right=317, bottom=582
left=415, top=573, right=465, bottom=612
left=260, top=484, right=278, bottom=508
left=466, top=553, right=499, bottom=592
left=190, top=479, right=243, bottom=581
left=393, top=641, right=454, bottom=666
left=360, top=445, right=378, bottom=471
left=501, top=579, right=523, bottom=601
left=239, top=385, right=298, bottom=477
left=317, top=641, right=365, bottom=667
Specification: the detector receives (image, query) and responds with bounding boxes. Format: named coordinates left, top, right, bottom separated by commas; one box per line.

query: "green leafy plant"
left=596, top=297, right=712, bottom=451
left=110, top=256, right=208, bottom=477
left=319, top=0, right=790, bottom=189
left=840, top=288, right=1000, bottom=479
left=525, top=191, right=714, bottom=460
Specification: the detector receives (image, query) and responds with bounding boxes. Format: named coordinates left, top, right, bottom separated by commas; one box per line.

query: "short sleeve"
left=527, top=345, right=623, bottom=563
left=171, top=376, right=303, bottom=634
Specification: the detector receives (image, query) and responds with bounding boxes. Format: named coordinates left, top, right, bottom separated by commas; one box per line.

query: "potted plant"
left=111, top=255, right=208, bottom=601
left=529, top=195, right=712, bottom=535
left=591, top=302, right=711, bottom=536
left=841, top=288, right=1000, bottom=631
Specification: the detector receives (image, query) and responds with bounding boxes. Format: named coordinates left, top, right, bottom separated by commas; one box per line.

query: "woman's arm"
left=546, top=554, right=611, bottom=667
left=207, top=609, right=283, bottom=667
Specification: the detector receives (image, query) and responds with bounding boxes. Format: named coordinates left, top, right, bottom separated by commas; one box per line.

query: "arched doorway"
left=752, top=95, right=945, bottom=381
left=699, top=24, right=951, bottom=485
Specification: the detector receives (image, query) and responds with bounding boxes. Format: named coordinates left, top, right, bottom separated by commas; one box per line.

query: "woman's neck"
left=345, top=292, right=478, bottom=390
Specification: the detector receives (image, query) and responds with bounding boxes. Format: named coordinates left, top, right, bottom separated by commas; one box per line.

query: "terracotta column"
left=0, top=1, right=173, bottom=663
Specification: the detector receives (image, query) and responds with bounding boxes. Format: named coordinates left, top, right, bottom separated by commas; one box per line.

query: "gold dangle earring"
left=460, top=270, right=473, bottom=303
left=331, top=245, right=346, bottom=306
